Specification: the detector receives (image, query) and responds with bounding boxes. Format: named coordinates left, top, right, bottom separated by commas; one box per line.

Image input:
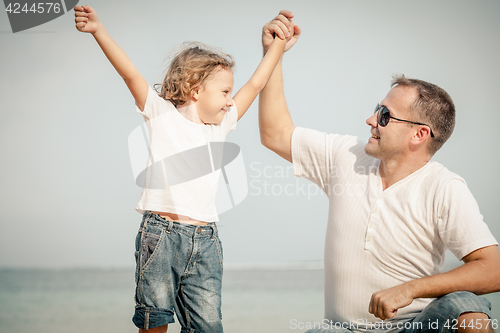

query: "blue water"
left=0, top=268, right=498, bottom=333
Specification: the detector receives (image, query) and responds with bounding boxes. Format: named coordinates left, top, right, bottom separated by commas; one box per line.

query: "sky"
left=1, top=0, right=499, bottom=269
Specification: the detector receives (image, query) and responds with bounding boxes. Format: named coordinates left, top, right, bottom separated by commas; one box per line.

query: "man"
left=260, top=11, right=500, bottom=333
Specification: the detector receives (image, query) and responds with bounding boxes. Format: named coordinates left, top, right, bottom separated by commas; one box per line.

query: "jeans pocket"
left=140, top=231, right=161, bottom=270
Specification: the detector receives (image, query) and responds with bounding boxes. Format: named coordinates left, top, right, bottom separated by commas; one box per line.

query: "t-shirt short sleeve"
left=291, top=127, right=361, bottom=193
left=437, top=178, right=498, bottom=260
left=136, top=86, right=176, bottom=120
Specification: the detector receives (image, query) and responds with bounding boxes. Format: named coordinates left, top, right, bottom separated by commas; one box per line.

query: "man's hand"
left=369, top=283, right=415, bottom=320
left=74, top=5, right=101, bottom=34
left=262, top=10, right=301, bottom=54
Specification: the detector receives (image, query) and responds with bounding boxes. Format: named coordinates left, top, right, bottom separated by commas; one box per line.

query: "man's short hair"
left=391, top=74, right=455, bottom=155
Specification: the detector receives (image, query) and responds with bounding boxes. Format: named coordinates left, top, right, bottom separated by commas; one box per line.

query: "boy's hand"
left=262, top=10, right=301, bottom=54
left=74, top=5, right=101, bottom=34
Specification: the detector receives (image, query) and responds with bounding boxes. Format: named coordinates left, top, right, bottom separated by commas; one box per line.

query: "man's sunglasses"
left=374, top=104, right=434, bottom=138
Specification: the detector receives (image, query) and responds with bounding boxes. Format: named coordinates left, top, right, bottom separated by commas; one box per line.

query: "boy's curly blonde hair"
left=155, top=42, right=235, bottom=107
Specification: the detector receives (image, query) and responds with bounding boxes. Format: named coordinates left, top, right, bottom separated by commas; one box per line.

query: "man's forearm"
left=258, top=58, right=295, bottom=162
left=259, top=57, right=286, bottom=137
left=408, top=247, right=500, bottom=299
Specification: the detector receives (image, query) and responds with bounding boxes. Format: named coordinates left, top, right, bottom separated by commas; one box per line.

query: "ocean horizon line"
left=0, top=261, right=324, bottom=272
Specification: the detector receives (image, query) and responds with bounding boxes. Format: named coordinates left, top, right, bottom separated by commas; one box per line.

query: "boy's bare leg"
left=139, top=324, right=168, bottom=333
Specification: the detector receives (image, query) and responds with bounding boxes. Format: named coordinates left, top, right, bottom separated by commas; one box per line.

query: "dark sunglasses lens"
left=379, top=106, right=390, bottom=126
left=375, top=104, right=382, bottom=125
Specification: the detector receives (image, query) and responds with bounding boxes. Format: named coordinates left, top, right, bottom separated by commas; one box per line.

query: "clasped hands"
left=262, top=10, right=301, bottom=54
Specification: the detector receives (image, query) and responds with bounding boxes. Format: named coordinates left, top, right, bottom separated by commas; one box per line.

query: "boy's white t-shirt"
left=134, top=86, right=238, bottom=222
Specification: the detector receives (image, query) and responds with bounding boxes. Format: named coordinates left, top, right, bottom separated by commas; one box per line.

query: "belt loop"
left=143, top=211, right=150, bottom=229
left=210, top=224, right=216, bottom=241
left=140, top=211, right=150, bottom=231
left=167, top=220, right=173, bottom=233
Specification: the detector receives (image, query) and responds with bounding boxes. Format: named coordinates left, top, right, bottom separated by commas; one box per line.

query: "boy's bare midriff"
left=151, top=211, right=209, bottom=226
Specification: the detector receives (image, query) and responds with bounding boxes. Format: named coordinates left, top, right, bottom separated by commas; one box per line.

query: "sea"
left=0, top=267, right=498, bottom=333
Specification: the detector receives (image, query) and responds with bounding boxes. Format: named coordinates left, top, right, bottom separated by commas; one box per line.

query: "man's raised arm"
left=259, top=11, right=301, bottom=163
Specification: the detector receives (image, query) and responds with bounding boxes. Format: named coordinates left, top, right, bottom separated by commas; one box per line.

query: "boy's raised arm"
left=74, top=5, right=148, bottom=110
left=232, top=36, right=287, bottom=121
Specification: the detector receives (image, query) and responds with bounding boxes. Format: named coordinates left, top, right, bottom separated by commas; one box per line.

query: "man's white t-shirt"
left=134, top=87, right=238, bottom=222
left=291, top=127, right=498, bottom=331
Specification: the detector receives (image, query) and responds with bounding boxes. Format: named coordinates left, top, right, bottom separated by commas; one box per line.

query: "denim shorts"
left=132, top=211, right=224, bottom=333
left=304, top=291, right=492, bottom=333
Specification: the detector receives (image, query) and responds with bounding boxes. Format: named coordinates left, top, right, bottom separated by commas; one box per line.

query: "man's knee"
left=438, top=291, right=491, bottom=315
